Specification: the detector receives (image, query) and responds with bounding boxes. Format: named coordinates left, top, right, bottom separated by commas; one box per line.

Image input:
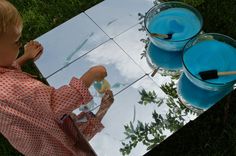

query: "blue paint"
left=147, top=42, right=182, bottom=70
left=111, top=82, right=127, bottom=89
left=93, top=81, right=102, bottom=91
left=107, top=19, right=118, bottom=26
left=179, top=40, right=236, bottom=109
left=65, top=32, right=94, bottom=64
left=177, top=73, right=233, bottom=109
left=148, top=8, right=201, bottom=41
left=184, top=40, right=236, bottom=84
left=147, top=8, right=202, bottom=51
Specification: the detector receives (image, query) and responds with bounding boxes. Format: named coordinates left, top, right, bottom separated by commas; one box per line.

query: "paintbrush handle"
left=150, top=33, right=168, bottom=39
left=151, top=68, right=158, bottom=77
left=218, top=71, right=236, bottom=76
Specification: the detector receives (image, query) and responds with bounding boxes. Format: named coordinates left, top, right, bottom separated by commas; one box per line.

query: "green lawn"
left=1, top=0, right=236, bottom=155
left=0, top=0, right=103, bottom=155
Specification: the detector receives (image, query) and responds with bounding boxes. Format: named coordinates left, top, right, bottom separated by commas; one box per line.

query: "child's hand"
left=24, top=40, right=43, bottom=61
left=81, top=65, right=107, bottom=88
left=89, top=65, right=107, bottom=82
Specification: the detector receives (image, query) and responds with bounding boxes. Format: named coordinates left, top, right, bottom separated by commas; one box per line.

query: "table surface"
left=35, top=0, right=207, bottom=155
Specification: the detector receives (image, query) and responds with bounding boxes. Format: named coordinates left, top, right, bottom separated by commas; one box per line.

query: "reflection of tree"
left=120, top=1, right=206, bottom=154
left=120, top=58, right=203, bottom=155
left=120, top=80, right=203, bottom=155
left=138, top=89, right=163, bottom=106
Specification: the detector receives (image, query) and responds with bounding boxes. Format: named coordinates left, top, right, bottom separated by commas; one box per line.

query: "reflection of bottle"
left=93, top=79, right=111, bottom=95
left=79, top=79, right=111, bottom=112
left=79, top=99, right=97, bottom=112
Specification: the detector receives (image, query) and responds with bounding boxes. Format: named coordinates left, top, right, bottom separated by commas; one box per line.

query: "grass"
left=12, top=0, right=103, bottom=81
left=1, top=0, right=236, bottom=155
left=0, top=0, right=103, bottom=155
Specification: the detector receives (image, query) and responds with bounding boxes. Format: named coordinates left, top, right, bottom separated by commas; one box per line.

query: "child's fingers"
left=29, top=40, right=34, bottom=45
left=35, top=46, right=43, bottom=55
left=25, top=40, right=42, bottom=48
left=33, top=40, right=42, bottom=47
left=33, top=51, right=43, bottom=61
left=24, top=41, right=34, bottom=48
left=33, top=47, right=43, bottom=61
left=104, top=90, right=114, bottom=102
left=104, top=89, right=113, bottom=96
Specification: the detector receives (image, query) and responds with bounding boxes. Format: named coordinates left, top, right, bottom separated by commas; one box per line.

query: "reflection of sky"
left=90, top=76, right=160, bottom=156
left=85, top=0, right=154, bottom=38
left=35, top=13, right=109, bottom=78
left=113, top=24, right=153, bottom=73
left=36, top=0, right=201, bottom=155
left=47, top=39, right=145, bottom=90
left=89, top=75, right=182, bottom=156
left=86, top=40, right=145, bottom=81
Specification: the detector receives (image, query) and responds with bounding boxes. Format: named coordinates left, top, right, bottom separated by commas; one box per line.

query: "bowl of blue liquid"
left=183, top=33, right=236, bottom=91
left=144, top=2, right=203, bottom=51
left=178, top=33, right=236, bottom=109
left=177, top=73, right=233, bottom=110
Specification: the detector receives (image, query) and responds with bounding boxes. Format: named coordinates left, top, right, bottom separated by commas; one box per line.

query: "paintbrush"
left=199, top=69, right=236, bottom=80
left=150, top=33, right=173, bottom=40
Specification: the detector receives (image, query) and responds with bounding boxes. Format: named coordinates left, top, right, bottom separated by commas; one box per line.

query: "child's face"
left=0, top=25, right=22, bottom=67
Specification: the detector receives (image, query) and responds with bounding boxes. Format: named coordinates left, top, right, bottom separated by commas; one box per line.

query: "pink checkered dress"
left=0, top=62, right=102, bottom=156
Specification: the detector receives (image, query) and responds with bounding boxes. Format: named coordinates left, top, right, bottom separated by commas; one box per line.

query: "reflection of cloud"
left=90, top=132, right=122, bottom=156
left=86, top=40, right=144, bottom=80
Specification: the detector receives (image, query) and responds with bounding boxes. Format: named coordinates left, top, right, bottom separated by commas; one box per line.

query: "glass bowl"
left=177, top=72, right=233, bottom=110
left=182, top=33, right=236, bottom=91
left=144, top=1, right=203, bottom=51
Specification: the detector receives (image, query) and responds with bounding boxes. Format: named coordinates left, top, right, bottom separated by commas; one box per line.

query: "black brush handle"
left=199, top=70, right=218, bottom=80
left=199, top=70, right=236, bottom=80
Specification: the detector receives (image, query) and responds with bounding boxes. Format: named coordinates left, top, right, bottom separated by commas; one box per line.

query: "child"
left=0, top=0, right=114, bottom=155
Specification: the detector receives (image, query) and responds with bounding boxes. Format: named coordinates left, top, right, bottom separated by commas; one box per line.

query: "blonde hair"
left=0, top=0, right=22, bottom=35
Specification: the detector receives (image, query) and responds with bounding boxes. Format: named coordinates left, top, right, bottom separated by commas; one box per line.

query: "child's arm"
left=16, top=41, right=43, bottom=66
left=50, top=66, right=107, bottom=121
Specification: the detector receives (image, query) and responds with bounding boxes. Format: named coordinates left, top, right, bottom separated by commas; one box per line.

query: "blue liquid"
left=149, top=8, right=201, bottom=41
left=184, top=40, right=236, bottom=84
left=148, top=8, right=201, bottom=51
left=147, top=42, right=182, bottom=70
left=177, top=73, right=233, bottom=109
left=93, top=81, right=102, bottom=91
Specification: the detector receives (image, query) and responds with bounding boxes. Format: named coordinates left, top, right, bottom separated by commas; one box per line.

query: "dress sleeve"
left=12, top=61, right=22, bottom=71
left=50, top=77, right=93, bottom=120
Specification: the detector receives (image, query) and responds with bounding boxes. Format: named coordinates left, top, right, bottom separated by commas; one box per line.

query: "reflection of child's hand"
left=101, top=90, right=114, bottom=104
left=24, top=40, right=43, bottom=61
left=96, top=90, right=114, bottom=120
